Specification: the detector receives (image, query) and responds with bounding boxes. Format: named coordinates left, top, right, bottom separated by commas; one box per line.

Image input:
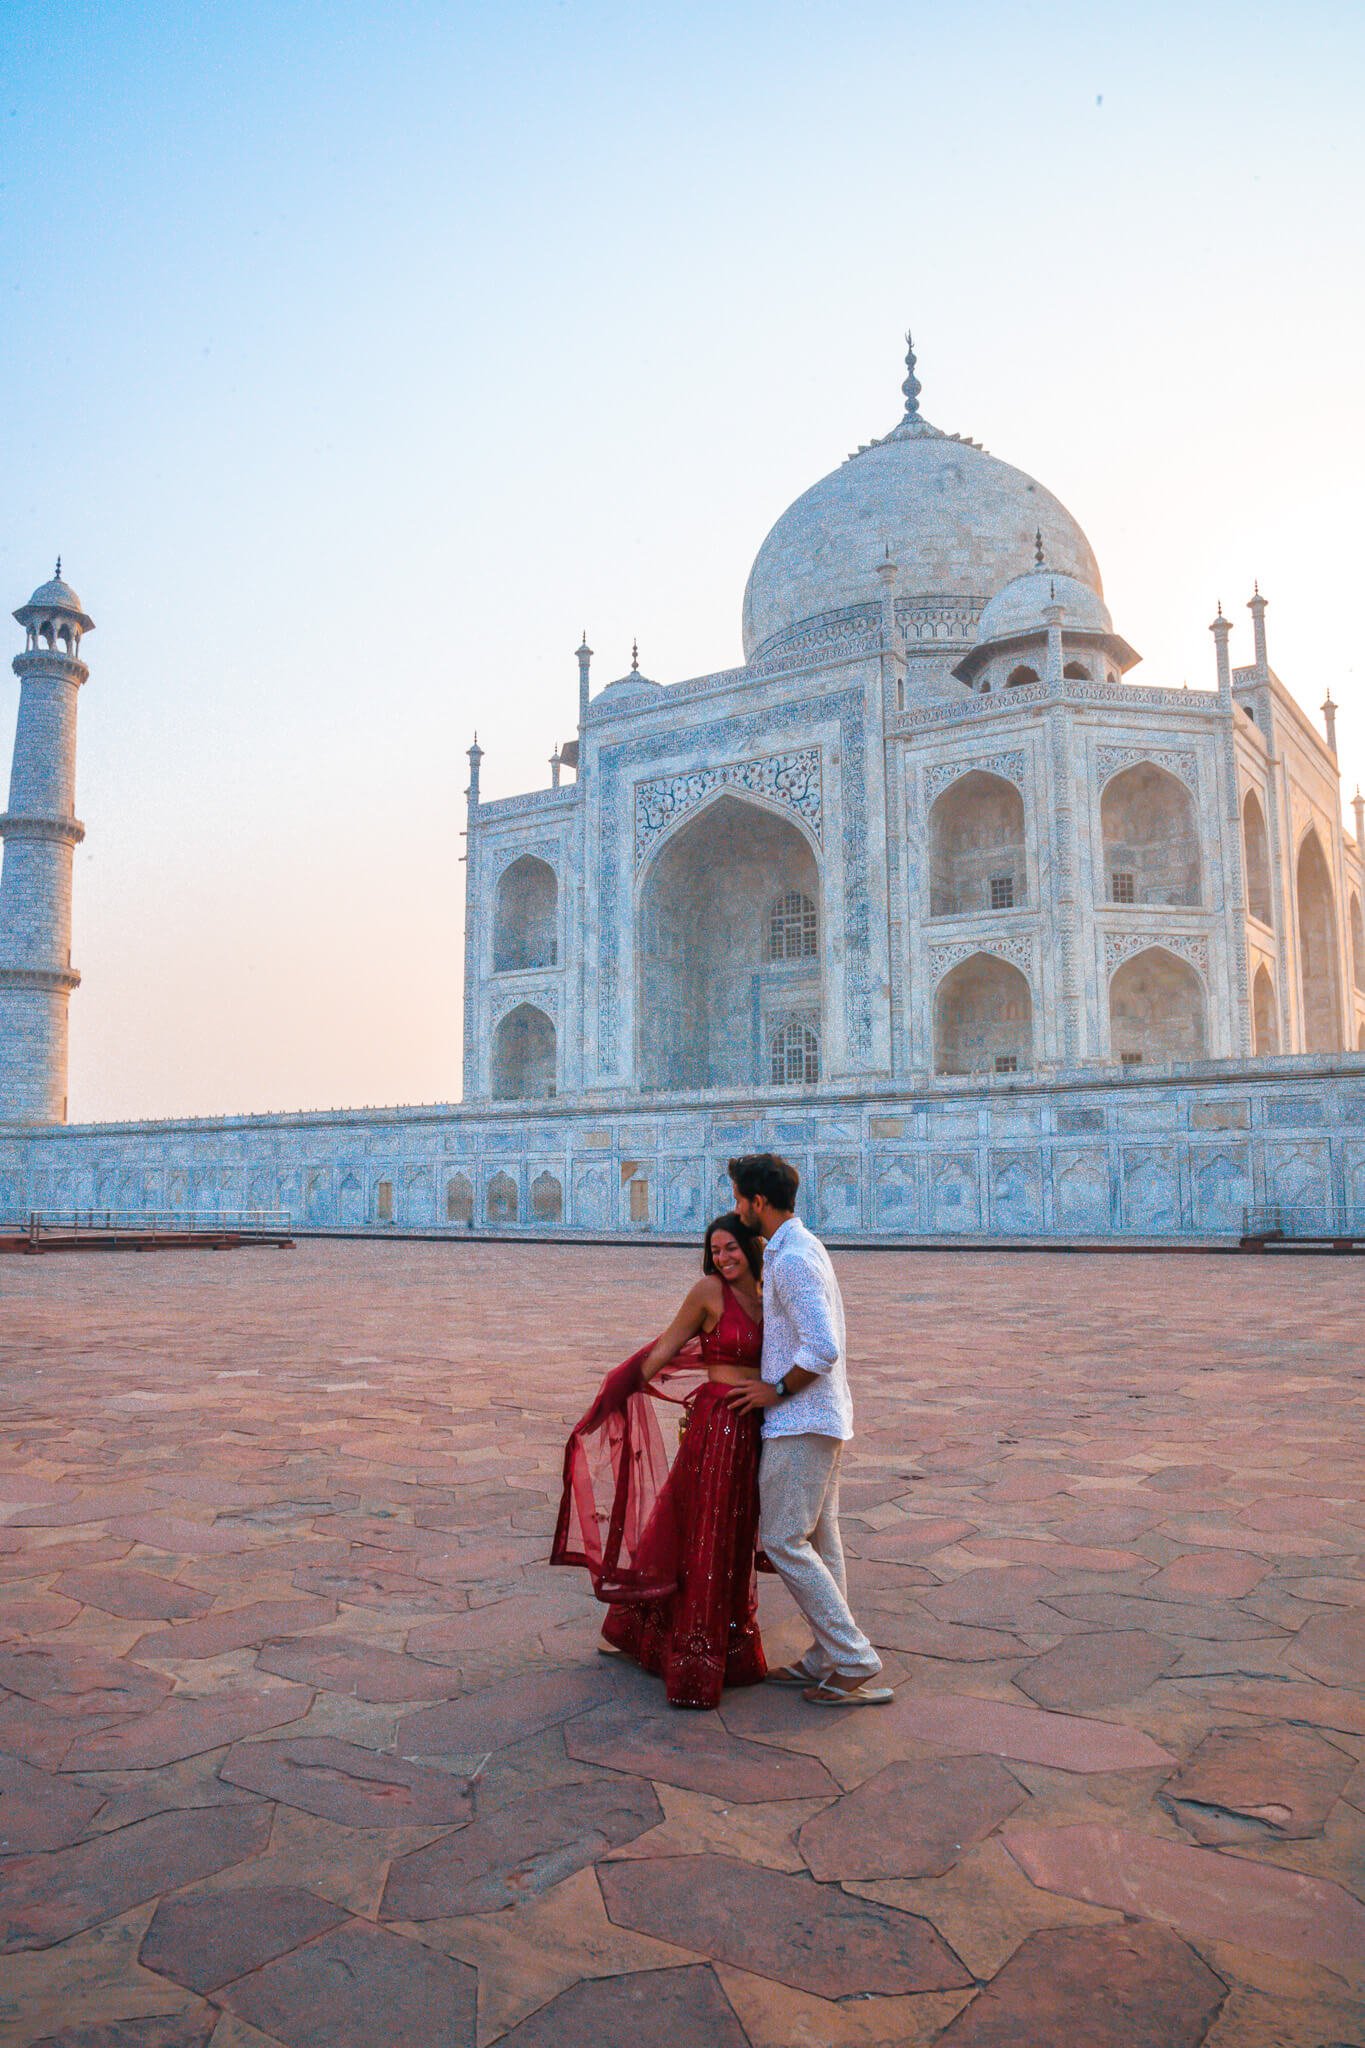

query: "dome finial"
left=1034, top=528, right=1044, bottom=567
left=631, top=638, right=640, bottom=673
left=900, top=331, right=921, bottom=420
left=55, top=556, right=61, bottom=579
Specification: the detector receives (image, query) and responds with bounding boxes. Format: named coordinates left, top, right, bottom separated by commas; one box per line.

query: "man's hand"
left=726, top=1380, right=781, bottom=1414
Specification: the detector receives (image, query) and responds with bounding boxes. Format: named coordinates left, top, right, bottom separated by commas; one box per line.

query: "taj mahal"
left=2, top=337, right=1364, bottom=1240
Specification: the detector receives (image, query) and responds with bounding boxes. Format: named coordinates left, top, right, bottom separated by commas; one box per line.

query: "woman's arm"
left=639, top=1279, right=715, bottom=1383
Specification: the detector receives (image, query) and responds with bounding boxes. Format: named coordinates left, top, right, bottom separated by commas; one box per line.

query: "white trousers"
left=758, top=1433, right=881, bottom=1679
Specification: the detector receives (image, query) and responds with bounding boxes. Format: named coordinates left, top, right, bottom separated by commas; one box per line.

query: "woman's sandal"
left=803, top=1676, right=894, bottom=1706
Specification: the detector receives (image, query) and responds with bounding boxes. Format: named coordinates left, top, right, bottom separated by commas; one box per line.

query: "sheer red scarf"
left=550, top=1343, right=702, bottom=1603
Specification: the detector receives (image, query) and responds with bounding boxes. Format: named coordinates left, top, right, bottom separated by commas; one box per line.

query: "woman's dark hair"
left=702, top=1211, right=764, bottom=1283
left=727, top=1152, right=800, bottom=1211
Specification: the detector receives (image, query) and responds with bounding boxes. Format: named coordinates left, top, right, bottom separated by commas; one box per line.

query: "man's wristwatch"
left=775, top=1375, right=791, bottom=1399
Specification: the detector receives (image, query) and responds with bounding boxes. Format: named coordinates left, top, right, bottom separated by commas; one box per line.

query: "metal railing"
left=11, top=1210, right=293, bottom=1242
left=1242, top=1203, right=1365, bottom=1241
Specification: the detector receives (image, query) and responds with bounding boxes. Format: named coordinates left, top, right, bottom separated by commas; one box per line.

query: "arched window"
left=933, top=955, right=1033, bottom=1075
left=1297, top=830, right=1341, bottom=1052
left=1109, top=947, right=1206, bottom=1064
left=530, top=1171, right=563, bottom=1222
left=486, top=1172, right=518, bottom=1224
left=375, top=1179, right=395, bottom=1224
left=1351, top=891, right=1364, bottom=994
left=445, top=1173, right=474, bottom=1224
left=768, top=890, right=818, bottom=960
left=490, top=1004, right=556, bottom=1100
left=493, top=857, right=558, bottom=972
left=1252, top=965, right=1279, bottom=1056
left=771, top=1022, right=820, bottom=1086
left=1243, top=791, right=1272, bottom=925
left=1062, top=661, right=1091, bottom=680
left=1101, top=763, right=1202, bottom=907
left=1006, top=665, right=1038, bottom=688
left=928, top=773, right=1027, bottom=917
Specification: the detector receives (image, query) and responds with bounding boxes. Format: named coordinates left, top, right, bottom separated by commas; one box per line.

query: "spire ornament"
left=1035, top=529, right=1044, bottom=567
left=900, top=331, right=922, bottom=420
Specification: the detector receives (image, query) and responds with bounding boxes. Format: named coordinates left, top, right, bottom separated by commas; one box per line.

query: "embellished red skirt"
left=601, top=1382, right=767, bottom=1710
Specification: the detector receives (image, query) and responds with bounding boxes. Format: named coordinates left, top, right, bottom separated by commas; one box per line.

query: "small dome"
left=975, top=568, right=1111, bottom=647
left=27, top=574, right=85, bottom=614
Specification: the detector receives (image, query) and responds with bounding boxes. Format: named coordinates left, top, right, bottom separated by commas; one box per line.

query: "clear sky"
left=2, top=0, right=1362, bottom=1122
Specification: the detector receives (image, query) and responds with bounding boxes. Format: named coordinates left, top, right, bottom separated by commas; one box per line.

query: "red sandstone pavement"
left=0, top=1241, right=1362, bottom=2048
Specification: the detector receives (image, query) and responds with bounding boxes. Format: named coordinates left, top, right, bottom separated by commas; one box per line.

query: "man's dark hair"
left=728, top=1153, right=800, bottom=1211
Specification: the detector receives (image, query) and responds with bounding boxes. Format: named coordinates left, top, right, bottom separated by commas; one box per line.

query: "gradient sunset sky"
left=3, top=0, right=1362, bottom=1121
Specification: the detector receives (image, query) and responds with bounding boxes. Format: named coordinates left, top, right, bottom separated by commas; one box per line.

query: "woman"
left=552, top=1213, right=768, bottom=1710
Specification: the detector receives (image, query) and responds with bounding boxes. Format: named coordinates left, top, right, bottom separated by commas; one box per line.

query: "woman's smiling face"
left=708, top=1228, right=750, bottom=1282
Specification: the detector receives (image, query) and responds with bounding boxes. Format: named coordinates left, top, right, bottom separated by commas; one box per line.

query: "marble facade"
left=2, top=337, right=1363, bottom=1238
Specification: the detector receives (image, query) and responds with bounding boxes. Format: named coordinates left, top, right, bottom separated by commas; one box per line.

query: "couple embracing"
left=552, top=1153, right=890, bottom=1710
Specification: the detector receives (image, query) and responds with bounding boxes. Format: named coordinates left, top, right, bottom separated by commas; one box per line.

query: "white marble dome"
left=975, top=567, right=1111, bottom=646
left=741, top=421, right=1101, bottom=663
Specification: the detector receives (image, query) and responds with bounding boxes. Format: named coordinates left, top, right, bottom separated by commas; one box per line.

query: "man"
left=727, top=1153, right=891, bottom=1706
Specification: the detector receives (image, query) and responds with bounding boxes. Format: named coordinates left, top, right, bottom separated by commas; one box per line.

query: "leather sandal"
left=803, top=1676, right=894, bottom=1706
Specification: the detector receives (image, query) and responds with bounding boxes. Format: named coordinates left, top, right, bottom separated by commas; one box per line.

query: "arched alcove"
left=1350, top=890, right=1364, bottom=994
left=934, top=954, right=1033, bottom=1075
left=530, top=1171, right=564, bottom=1222
left=637, top=794, right=821, bottom=1091
left=1101, top=763, right=1201, bottom=906
left=771, top=1021, right=820, bottom=1085
left=1006, top=665, right=1038, bottom=688
left=486, top=1171, right=518, bottom=1224
left=1062, top=661, right=1091, bottom=681
left=1252, top=964, right=1279, bottom=1056
left=446, top=1173, right=474, bottom=1224
left=490, top=1003, right=557, bottom=1099
left=493, top=856, right=558, bottom=972
left=1297, top=830, right=1341, bottom=1052
left=928, top=772, right=1027, bottom=917
left=1243, top=791, right=1272, bottom=924
left=1109, top=947, right=1206, bottom=1064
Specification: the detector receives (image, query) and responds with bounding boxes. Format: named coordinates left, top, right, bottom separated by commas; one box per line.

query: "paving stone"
left=1004, top=1821, right=1365, bottom=1973
left=880, top=1692, right=1175, bottom=1773
left=254, top=1636, right=461, bottom=1702
left=28, top=2017, right=217, bottom=2048
left=961, top=1537, right=1149, bottom=1574
left=0, top=1647, right=173, bottom=1719
left=798, top=1755, right=1026, bottom=1880
left=218, top=1915, right=477, bottom=2046
left=859, top=1607, right=1027, bottom=1660
left=0, top=1804, right=272, bottom=1950
left=395, top=1664, right=616, bottom=1759
left=0, top=1752, right=104, bottom=1852
left=405, top=1590, right=593, bottom=1654
left=491, top=1963, right=750, bottom=2048
left=1287, top=1608, right=1365, bottom=1688
left=135, top=1600, right=337, bottom=1660
left=60, top=1683, right=314, bottom=1771
left=599, top=1853, right=972, bottom=1997
left=1143, top=1464, right=1229, bottom=1494
left=53, top=1570, right=212, bottom=1622
left=219, top=1735, right=472, bottom=1826
left=140, top=1885, right=348, bottom=1993
left=0, top=1590, right=83, bottom=1640
left=1141, top=1550, right=1271, bottom=1601
left=108, top=1515, right=264, bottom=1556
left=381, top=1772, right=661, bottom=1917
left=934, top=1922, right=1226, bottom=2047
left=1045, top=1591, right=1278, bottom=1640
left=855, top=1517, right=979, bottom=1560
left=1179, top=1678, right=1365, bottom=1735
left=563, top=1701, right=840, bottom=1801
left=0, top=1688, right=76, bottom=1767
left=1162, top=1723, right=1354, bottom=1841
left=1015, top=1630, right=1178, bottom=1710
left=920, top=1567, right=1060, bottom=1630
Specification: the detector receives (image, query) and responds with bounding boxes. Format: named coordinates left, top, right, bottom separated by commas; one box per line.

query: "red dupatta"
left=550, top=1342, right=702, bottom=1603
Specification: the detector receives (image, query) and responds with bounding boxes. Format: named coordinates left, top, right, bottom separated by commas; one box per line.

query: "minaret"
left=1210, top=602, right=1233, bottom=696
left=576, top=633, right=593, bottom=731
left=1248, top=582, right=1269, bottom=674
left=0, top=567, right=93, bottom=1123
